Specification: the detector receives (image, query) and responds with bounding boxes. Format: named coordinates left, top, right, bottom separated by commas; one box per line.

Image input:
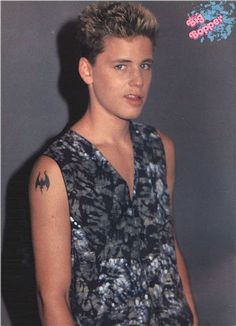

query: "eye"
left=114, top=64, right=126, bottom=71
left=140, top=62, right=152, bottom=70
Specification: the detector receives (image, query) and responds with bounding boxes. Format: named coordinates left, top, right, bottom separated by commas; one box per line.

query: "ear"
left=78, top=57, right=93, bottom=85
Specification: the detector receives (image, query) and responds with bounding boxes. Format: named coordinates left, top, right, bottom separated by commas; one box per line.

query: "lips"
left=124, top=94, right=144, bottom=105
left=125, top=94, right=143, bottom=99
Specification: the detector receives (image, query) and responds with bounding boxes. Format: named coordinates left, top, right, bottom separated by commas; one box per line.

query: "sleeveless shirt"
left=43, top=121, right=193, bottom=326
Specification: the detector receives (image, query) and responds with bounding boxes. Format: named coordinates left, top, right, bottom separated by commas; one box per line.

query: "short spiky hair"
left=76, top=1, right=159, bottom=64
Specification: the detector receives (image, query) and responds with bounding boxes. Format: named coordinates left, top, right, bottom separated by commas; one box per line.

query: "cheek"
left=93, top=71, right=124, bottom=90
left=92, top=73, right=123, bottom=106
left=93, top=74, right=111, bottom=95
left=144, top=73, right=152, bottom=89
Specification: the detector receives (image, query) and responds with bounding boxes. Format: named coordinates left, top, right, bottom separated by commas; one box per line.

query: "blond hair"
left=76, top=1, right=159, bottom=64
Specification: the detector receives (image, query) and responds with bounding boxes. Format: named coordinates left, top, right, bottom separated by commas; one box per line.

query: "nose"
left=129, top=67, right=143, bottom=87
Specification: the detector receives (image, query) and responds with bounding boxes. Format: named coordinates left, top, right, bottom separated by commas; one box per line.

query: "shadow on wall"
left=2, top=157, right=41, bottom=326
left=2, top=19, right=88, bottom=325
left=57, top=19, right=89, bottom=127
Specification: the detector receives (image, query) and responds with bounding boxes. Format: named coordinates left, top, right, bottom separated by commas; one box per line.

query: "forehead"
left=100, top=36, right=153, bottom=61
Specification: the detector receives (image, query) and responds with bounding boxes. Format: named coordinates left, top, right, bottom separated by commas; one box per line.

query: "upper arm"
left=29, top=155, right=71, bottom=299
left=157, top=129, right=176, bottom=206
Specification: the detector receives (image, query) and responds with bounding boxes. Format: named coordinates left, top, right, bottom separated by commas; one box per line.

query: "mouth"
left=124, top=94, right=144, bottom=105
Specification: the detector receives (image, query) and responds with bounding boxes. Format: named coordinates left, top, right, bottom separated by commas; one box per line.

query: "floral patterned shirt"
left=44, top=121, right=193, bottom=326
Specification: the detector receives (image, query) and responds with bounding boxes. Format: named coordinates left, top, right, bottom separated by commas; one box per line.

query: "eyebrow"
left=111, top=58, right=154, bottom=64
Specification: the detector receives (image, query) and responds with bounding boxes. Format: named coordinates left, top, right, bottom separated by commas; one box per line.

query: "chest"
left=95, top=142, right=135, bottom=199
left=68, top=143, right=173, bottom=261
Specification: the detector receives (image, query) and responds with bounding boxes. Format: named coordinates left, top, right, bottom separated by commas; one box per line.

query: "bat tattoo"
left=35, top=171, right=50, bottom=192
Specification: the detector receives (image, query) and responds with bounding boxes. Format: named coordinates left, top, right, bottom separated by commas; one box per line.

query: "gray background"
left=2, top=1, right=236, bottom=325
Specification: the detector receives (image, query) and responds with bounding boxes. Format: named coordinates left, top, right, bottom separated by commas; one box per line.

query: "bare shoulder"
left=30, top=155, right=61, bottom=178
left=29, top=155, right=67, bottom=205
left=156, top=128, right=175, bottom=160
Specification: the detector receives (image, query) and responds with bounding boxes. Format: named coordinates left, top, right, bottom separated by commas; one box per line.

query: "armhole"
left=152, top=127, right=168, bottom=170
left=152, top=127, right=171, bottom=199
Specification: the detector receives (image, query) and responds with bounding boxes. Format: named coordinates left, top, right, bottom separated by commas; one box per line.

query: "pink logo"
left=186, top=2, right=236, bottom=43
left=187, top=14, right=224, bottom=40
left=186, top=13, right=205, bottom=27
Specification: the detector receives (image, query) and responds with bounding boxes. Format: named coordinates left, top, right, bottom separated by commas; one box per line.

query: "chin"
left=119, top=107, right=143, bottom=121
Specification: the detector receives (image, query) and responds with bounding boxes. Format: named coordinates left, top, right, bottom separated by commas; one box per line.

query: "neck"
left=72, top=105, right=131, bottom=145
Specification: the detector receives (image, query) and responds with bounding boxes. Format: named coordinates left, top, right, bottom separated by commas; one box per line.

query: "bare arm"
left=158, top=130, right=199, bottom=326
left=29, top=156, right=74, bottom=326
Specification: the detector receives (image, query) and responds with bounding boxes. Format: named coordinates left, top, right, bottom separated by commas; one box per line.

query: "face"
left=79, top=36, right=153, bottom=121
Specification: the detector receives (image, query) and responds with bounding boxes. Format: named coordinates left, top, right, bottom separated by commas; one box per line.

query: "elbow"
left=36, top=287, right=74, bottom=326
left=37, top=286, right=70, bottom=307
left=36, top=287, right=72, bottom=325
left=36, top=286, right=71, bottom=317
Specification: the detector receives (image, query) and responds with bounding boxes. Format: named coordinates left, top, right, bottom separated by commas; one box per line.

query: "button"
left=127, top=207, right=133, bottom=215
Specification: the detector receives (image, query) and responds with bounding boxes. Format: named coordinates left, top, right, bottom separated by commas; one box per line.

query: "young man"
left=29, top=2, right=198, bottom=325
